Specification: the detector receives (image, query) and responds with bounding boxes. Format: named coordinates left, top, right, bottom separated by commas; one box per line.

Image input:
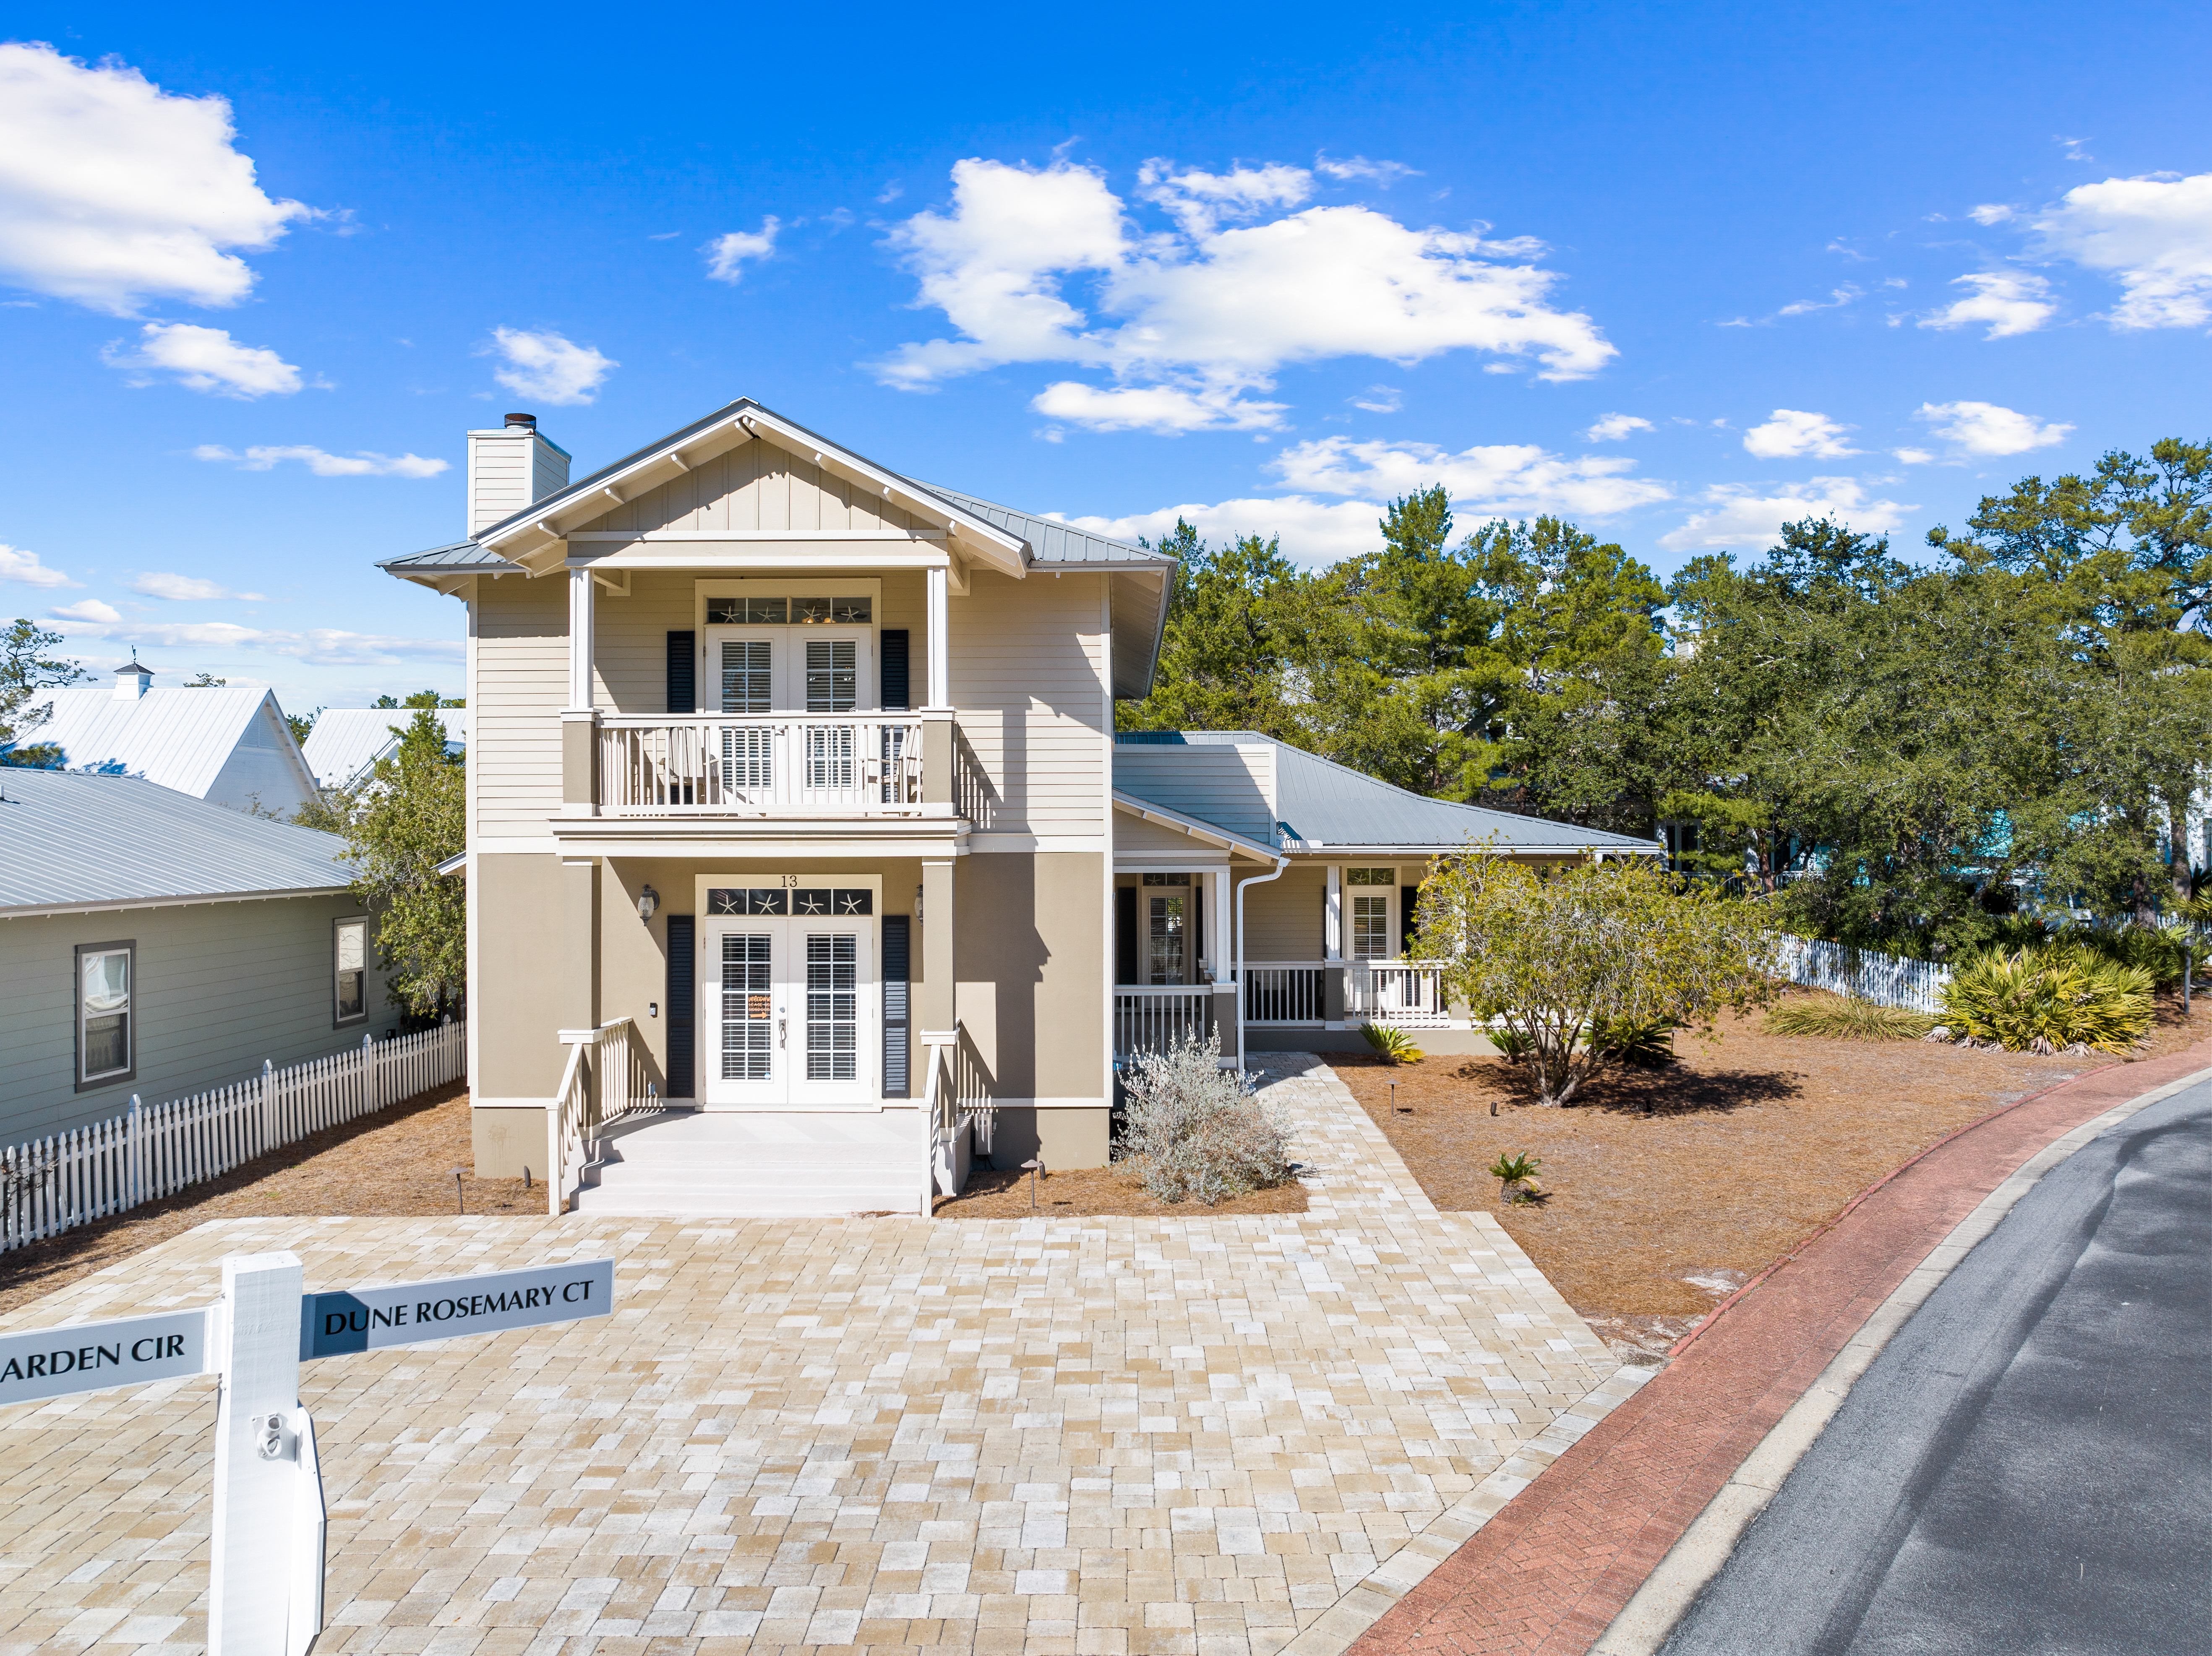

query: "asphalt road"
left=1660, top=1076, right=2212, bottom=1656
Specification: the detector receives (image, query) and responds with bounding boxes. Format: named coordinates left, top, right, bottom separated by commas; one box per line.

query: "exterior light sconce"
left=914, top=883, right=925, bottom=923
left=637, top=884, right=658, bottom=923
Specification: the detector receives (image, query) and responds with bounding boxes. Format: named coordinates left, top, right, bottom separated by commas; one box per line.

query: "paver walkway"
left=1346, top=1040, right=2212, bottom=1656
left=0, top=1057, right=1622, bottom=1656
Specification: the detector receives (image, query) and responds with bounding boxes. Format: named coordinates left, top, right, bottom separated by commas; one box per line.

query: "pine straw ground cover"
left=0, top=1082, right=532, bottom=1316
left=1329, top=1005, right=2209, bottom=1362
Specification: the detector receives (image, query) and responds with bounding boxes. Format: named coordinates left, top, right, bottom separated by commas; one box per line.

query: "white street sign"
left=300, top=1258, right=614, bottom=1359
left=0, top=1307, right=209, bottom=1405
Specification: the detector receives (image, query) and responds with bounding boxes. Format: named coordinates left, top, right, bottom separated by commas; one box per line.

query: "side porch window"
left=76, top=941, right=134, bottom=1089
left=334, top=917, right=368, bottom=1025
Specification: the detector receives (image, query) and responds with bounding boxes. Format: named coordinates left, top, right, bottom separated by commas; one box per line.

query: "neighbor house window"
left=334, top=918, right=368, bottom=1025
left=76, top=943, right=134, bottom=1088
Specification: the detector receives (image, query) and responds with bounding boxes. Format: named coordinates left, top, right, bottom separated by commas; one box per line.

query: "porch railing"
left=598, top=716, right=926, bottom=815
left=547, top=1016, right=651, bottom=1215
left=922, top=1023, right=991, bottom=1211
left=1113, top=986, right=1216, bottom=1056
left=1239, top=961, right=1455, bottom=1027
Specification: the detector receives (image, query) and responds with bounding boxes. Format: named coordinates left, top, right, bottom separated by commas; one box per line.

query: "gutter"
left=1232, top=852, right=1291, bottom=1074
left=0, top=883, right=354, bottom=921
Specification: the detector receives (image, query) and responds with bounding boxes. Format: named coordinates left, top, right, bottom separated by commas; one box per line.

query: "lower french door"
left=702, top=916, right=876, bottom=1106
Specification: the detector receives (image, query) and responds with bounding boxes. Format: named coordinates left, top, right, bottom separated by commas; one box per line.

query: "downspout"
left=1233, top=852, right=1291, bottom=1074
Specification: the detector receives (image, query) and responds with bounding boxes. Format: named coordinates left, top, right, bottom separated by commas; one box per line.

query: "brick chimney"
left=465, top=412, right=571, bottom=537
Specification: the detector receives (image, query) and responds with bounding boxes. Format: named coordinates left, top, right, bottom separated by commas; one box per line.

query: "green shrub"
left=1117, top=1034, right=1295, bottom=1205
left=1940, top=945, right=2155, bottom=1055
left=1361, top=1023, right=1424, bottom=1064
left=1764, top=992, right=1937, bottom=1042
left=1487, top=1150, right=1543, bottom=1202
left=1589, top=1013, right=1678, bottom=1067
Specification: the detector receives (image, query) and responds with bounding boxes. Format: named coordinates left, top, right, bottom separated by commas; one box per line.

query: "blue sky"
left=3, top=0, right=2206, bottom=712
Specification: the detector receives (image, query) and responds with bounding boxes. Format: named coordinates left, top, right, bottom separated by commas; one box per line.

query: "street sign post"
left=0, top=1251, right=613, bottom=1656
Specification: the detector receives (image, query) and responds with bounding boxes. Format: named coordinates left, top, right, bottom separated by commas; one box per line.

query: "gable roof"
left=302, top=708, right=469, bottom=791
left=1114, top=731, right=1664, bottom=856
left=19, top=687, right=316, bottom=807
left=0, top=770, right=355, bottom=917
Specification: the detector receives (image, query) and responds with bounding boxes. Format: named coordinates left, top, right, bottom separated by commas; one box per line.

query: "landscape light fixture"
left=637, top=884, right=659, bottom=923
left=915, top=883, right=925, bottom=923
left=451, top=1166, right=469, bottom=1214
left=1022, top=1157, right=1043, bottom=1209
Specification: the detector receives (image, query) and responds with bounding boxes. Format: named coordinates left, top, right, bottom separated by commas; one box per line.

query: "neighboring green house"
left=0, top=769, right=400, bottom=1143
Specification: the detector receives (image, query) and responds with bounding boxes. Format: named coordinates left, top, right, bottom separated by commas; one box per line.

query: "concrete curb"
left=1589, top=1062, right=2212, bottom=1656
left=1286, top=1363, right=1657, bottom=1656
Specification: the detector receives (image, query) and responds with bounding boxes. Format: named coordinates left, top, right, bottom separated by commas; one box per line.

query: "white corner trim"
left=1589, top=1062, right=2212, bottom=1656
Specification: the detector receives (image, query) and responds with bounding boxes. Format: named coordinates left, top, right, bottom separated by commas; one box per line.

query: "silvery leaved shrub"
left=1117, top=1034, right=1294, bottom=1206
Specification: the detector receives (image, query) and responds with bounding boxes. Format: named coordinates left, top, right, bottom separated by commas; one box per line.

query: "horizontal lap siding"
left=475, top=575, right=566, bottom=835
left=579, top=445, right=931, bottom=536
left=1239, top=865, right=1327, bottom=960
left=0, top=897, right=400, bottom=1143
left=951, top=572, right=1108, bottom=837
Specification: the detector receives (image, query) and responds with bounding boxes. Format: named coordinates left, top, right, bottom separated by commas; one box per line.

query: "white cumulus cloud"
left=1914, top=400, right=2073, bottom=456
left=1743, top=409, right=1861, bottom=460
left=2029, top=170, right=2212, bottom=330
left=875, top=157, right=1615, bottom=430
left=1032, top=381, right=1288, bottom=434
left=104, top=321, right=304, bottom=396
left=0, top=543, right=76, bottom=587
left=1659, top=478, right=1915, bottom=552
left=132, top=572, right=266, bottom=600
left=1314, top=154, right=1421, bottom=185
left=1919, top=272, right=2056, bottom=338
left=1584, top=412, right=1653, bottom=442
left=50, top=598, right=120, bottom=622
left=1048, top=497, right=1388, bottom=567
left=50, top=616, right=464, bottom=667
left=0, top=42, right=310, bottom=314
left=703, top=218, right=780, bottom=283
left=192, top=443, right=446, bottom=478
left=1968, top=203, right=2016, bottom=226
left=483, top=326, right=616, bottom=406
left=1272, top=437, right=1672, bottom=519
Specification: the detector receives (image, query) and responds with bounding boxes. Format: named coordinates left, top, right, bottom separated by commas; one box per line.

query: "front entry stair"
left=570, top=1109, right=921, bottom=1217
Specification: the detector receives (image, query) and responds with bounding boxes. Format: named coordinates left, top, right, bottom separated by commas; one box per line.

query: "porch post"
left=1322, top=864, right=1346, bottom=1024
left=562, top=565, right=598, bottom=815
left=917, top=857, right=956, bottom=1039
left=1209, top=870, right=1236, bottom=1064
left=925, top=565, right=950, bottom=709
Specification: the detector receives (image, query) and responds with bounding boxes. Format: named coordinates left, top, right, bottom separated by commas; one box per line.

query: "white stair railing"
left=547, top=1017, right=648, bottom=1216
left=0, top=1018, right=465, bottom=1253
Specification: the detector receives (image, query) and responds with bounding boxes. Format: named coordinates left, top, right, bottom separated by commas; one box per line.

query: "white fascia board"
left=1111, top=792, right=1278, bottom=862
left=1, top=884, right=352, bottom=921
left=483, top=413, right=761, bottom=566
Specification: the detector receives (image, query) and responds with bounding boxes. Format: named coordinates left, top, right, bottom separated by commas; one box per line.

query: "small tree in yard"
left=1417, top=850, right=1775, bottom=1107
left=1118, top=1034, right=1295, bottom=1205
left=342, top=707, right=465, bottom=1018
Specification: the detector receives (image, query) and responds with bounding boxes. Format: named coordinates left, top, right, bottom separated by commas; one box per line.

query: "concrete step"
left=582, top=1163, right=913, bottom=1194
left=570, top=1185, right=918, bottom=1218
left=598, top=1143, right=915, bottom=1171
left=570, top=1109, right=924, bottom=1219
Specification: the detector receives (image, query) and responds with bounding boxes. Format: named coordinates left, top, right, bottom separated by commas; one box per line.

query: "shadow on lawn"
left=1451, top=1058, right=1805, bottom=1118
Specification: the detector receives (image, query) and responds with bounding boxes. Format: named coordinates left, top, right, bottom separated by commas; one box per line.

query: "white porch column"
left=1323, top=864, right=1343, bottom=960
left=566, top=565, right=595, bottom=711
left=925, top=565, right=950, bottom=709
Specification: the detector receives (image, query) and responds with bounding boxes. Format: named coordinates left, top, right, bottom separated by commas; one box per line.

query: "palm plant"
left=1941, top=945, right=2154, bottom=1054
left=1361, top=1023, right=1424, bottom=1065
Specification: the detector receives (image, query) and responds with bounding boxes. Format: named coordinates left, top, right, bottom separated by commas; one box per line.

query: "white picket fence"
left=0, top=1018, right=467, bottom=1254
left=1775, top=936, right=1951, bottom=1013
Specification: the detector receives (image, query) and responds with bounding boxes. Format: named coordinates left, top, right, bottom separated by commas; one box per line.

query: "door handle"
left=778, top=1015, right=787, bottom=1048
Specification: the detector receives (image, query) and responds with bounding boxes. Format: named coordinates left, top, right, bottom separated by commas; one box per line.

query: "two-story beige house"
left=382, top=399, right=1655, bottom=1217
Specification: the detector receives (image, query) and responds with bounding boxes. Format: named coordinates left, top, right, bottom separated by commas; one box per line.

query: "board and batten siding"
left=472, top=573, right=567, bottom=836
left=950, top=570, right=1110, bottom=839
left=0, top=895, right=399, bottom=1143
left=576, top=444, right=936, bottom=537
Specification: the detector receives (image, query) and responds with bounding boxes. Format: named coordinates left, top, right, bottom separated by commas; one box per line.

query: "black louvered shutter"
left=1115, top=887, right=1137, bottom=984
left=880, top=629, right=910, bottom=711
left=1402, top=883, right=1419, bottom=951
left=666, top=915, right=695, bottom=1099
left=667, top=630, right=696, bottom=714
left=882, top=914, right=910, bottom=1098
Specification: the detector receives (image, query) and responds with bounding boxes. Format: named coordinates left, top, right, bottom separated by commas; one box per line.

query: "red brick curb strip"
left=1344, top=1040, right=2212, bottom=1656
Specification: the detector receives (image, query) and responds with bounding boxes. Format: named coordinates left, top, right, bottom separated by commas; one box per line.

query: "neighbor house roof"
left=303, top=708, right=469, bottom=792
left=19, top=686, right=318, bottom=810
left=1114, top=731, right=1664, bottom=857
left=0, top=770, right=356, bottom=918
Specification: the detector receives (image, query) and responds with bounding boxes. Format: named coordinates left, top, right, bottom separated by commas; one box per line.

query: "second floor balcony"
left=589, top=711, right=989, bottom=820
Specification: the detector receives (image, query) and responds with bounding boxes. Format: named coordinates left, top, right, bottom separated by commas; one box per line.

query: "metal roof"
left=1114, top=731, right=1664, bottom=855
left=0, top=770, right=355, bottom=915
left=302, top=708, right=469, bottom=791
left=20, top=687, right=313, bottom=802
left=378, top=541, right=517, bottom=573
left=908, top=483, right=1166, bottom=567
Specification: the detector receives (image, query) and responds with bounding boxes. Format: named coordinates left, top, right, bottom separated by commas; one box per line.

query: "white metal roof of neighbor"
left=0, top=770, right=355, bottom=916
left=302, top=708, right=469, bottom=791
left=21, top=686, right=315, bottom=804
left=1114, top=731, right=1664, bottom=856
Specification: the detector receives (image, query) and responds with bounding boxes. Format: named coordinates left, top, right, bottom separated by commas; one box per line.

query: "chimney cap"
left=504, top=412, right=537, bottom=429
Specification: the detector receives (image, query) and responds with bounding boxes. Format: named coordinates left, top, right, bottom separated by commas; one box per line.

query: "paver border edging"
left=1285, top=1363, right=1658, bottom=1656
left=1590, top=1060, right=2212, bottom=1656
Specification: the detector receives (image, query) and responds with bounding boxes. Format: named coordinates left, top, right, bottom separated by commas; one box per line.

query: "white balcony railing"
left=598, top=716, right=926, bottom=815
left=1114, top=986, right=1217, bottom=1056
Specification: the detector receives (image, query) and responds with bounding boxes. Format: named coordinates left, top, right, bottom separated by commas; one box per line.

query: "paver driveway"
left=0, top=1058, right=1621, bottom=1656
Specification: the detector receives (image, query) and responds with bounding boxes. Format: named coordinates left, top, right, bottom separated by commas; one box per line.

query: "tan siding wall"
left=0, top=896, right=402, bottom=1142
left=951, top=570, right=1108, bottom=837
left=584, top=444, right=932, bottom=536
left=1113, top=813, right=1224, bottom=855
left=956, top=851, right=1104, bottom=1103
left=473, top=851, right=570, bottom=1098
left=1239, top=865, right=1327, bottom=960
left=474, top=575, right=566, bottom=836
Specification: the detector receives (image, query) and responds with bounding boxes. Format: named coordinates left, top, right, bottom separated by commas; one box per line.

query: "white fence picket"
left=1774, top=937, right=1950, bottom=1014
left=0, top=1017, right=466, bottom=1254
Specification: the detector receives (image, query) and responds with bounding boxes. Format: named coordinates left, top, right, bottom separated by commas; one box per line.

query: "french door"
left=701, top=884, right=876, bottom=1107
